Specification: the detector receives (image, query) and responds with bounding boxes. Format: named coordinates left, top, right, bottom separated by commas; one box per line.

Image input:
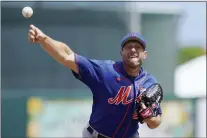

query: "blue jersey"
left=72, top=54, right=162, bottom=138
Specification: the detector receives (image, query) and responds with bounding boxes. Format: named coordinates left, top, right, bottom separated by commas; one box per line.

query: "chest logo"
left=108, top=86, right=133, bottom=105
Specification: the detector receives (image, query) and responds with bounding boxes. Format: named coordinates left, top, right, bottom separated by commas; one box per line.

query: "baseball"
left=22, top=6, right=33, bottom=18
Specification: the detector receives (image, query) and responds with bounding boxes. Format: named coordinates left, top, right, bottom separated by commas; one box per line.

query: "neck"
left=122, top=62, right=141, bottom=77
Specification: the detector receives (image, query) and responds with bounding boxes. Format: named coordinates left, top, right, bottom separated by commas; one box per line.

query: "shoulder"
left=146, top=73, right=157, bottom=83
left=101, top=60, right=115, bottom=65
left=93, top=60, right=121, bottom=76
left=141, top=68, right=157, bottom=82
left=76, top=54, right=114, bottom=66
left=99, top=60, right=117, bottom=73
left=91, top=59, right=115, bottom=69
left=142, top=69, right=159, bottom=88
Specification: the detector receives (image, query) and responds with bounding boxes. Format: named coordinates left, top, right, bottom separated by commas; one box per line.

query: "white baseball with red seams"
left=22, top=6, right=33, bottom=18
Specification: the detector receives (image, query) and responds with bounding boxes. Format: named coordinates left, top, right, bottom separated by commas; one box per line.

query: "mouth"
left=128, top=55, right=138, bottom=59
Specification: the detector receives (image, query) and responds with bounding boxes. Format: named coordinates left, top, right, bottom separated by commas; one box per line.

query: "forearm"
left=144, top=115, right=161, bottom=129
left=39, top=35, right=74, bottom=65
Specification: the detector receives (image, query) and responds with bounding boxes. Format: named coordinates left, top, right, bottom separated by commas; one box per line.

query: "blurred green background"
left=1, top=2, right=206, bottom=138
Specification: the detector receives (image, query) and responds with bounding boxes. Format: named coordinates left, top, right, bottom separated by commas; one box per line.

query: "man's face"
left=120, top=40, right=147, bottom=69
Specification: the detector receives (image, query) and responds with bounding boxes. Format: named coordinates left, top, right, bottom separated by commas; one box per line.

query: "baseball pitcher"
left=28, top=25, right=163, bottom=138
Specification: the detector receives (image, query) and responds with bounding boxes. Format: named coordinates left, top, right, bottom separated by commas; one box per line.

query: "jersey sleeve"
left=143, top=75, right=162, bottom=115
left=156, top=104, right=162, bottom=115
left=72, top=54, right=103, bottom=88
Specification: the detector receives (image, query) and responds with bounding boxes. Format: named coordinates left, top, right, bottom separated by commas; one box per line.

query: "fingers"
left=28, top=24, right=47, bottom=43
left=28, top=24, right=42, bottom=43
left=28, top=24, right=36, bottom=42
left=28, top=34, right=35, bottom=40
left=30, top=24, right=36, bottom=31
left=140, top=102, right=147, bottom=109
left=30, top=24, right=38, bottom=34
left=29, top=29, right=35, bottom=36
left=28, top=30, right=35, bottom=43
left=28, top=33, right=34, bottom=43
left=132, top=113, right=138, bottom=120
left=132, top=109, right=138, bottom=120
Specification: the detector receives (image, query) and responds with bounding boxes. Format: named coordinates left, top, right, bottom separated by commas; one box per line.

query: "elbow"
left=62, top=55, right=72, bottom=66
left=62, top=53, right=76, bottom=69
left=61, top=42, right=73, bottom=55
left=60, top=43, right=74, bottom=65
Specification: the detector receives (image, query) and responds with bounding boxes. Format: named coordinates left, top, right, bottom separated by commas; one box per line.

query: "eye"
left=135, top=45, right=141, bottom=49
left=124, top=45, right=132, bottom=49
left=135, top=45, right=145, bottom=52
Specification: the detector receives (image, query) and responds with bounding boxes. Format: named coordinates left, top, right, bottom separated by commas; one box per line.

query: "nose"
left=130, top=47, right=136, bottom=52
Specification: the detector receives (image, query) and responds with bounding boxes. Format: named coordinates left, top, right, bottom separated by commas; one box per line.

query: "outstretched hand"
left=28, top=24, right=46, bottom=43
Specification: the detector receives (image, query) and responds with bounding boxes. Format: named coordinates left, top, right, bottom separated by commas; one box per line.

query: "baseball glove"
left=132, top=83, right=163, bottom=123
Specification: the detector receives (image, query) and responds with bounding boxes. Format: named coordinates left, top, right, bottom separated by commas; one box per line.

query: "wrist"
left=39, top=34, right=48, bottom=44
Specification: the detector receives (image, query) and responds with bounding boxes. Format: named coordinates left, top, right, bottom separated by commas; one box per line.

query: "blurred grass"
left=177, top=46, right=206, bottom=65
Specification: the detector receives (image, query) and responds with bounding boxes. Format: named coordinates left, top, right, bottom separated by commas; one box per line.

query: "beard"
left=123, top=57, right=143, bottom=69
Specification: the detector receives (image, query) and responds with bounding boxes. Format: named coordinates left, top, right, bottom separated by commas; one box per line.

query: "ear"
left=120, top=49, right=122, bottom=56
left=143, top=51, right=147, bottom=60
